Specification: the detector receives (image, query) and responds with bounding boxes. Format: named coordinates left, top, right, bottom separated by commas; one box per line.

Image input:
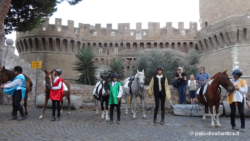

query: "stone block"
left=173, top=104, right=223, bottom=116
left=36, top=94, right=83, bottom=110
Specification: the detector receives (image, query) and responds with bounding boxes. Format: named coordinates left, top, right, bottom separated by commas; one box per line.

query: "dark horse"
left=39, top=70, right=71, bottom=119
left=197, top=70, right=235, bottom=127
left=93, top=74, right=110, bottom=120
left=0, top=66, right=33, bottom=115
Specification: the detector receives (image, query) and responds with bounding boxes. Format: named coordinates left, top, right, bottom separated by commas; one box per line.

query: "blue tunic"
left=4, top=74, right=26, bottom=99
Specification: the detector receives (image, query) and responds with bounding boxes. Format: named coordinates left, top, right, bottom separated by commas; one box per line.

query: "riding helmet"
left=232, top=69, right=242, bottom=77
left=13, top=66, right=23, bottom=73
left=110, top=73, right=118, bottom=78
left=156, top=66, right=163, bottom=71
left=54, top=68, right=62, bottom=75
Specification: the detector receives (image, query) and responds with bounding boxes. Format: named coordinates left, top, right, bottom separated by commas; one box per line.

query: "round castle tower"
left=198, top=0, right=250, bottom=82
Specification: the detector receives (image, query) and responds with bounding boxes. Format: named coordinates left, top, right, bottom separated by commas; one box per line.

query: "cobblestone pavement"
left=0, top=105, right=250, bottom=141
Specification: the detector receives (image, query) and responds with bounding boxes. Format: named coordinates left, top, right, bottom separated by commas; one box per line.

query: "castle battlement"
left=17, top=18, right=198, bottom=41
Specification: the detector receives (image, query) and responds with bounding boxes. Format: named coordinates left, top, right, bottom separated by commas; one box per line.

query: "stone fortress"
left=15, top=0, right=250, bottom=82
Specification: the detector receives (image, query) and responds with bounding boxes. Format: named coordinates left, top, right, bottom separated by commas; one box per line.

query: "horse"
left=93, top=74, right=110, bottom=120
left=0, top=66, right=33, bottom=115
left=39, top=70, right=71, bottom=119
left=123, top=70, right=146, bottom=118
left=196, top=70, right=235, bottom=127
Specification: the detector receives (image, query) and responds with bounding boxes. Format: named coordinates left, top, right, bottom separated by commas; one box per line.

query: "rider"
left=195, top=67, right=211, bottom=87
left=0, top=66, right=26, bottom=121
left=227, top=69, right=248, bottom=132
left=109, top=73, right=123, bottom=124
left=50, top=68, right=64, bottom=121
left=147, top=66, right=171, bottom=125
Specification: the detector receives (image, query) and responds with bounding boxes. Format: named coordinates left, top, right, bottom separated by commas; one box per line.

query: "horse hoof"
left=216, top=125, right=221, bottom=128
left=39, top=115, right=43, bottom=119
left=143, top=116, right=146, bottom=119
left=25, top=113, right=28, bottom=115
left=106, top=118, right=109, bottom=121
left=211, top=125, right=215, bottom=128
left=60, top=110, right=63, bottom=113
left=125, top=112, right=128, bottom=115
left=202, top=119, right=206, bottom=121
left=68, top=112, right=71, bottom=114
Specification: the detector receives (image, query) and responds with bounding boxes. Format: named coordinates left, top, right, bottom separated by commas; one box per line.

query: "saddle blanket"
left=196, top=79, right=214, bottom=95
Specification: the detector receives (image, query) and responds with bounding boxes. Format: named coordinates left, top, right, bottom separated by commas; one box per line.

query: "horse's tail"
left=30, top=80, right=33, bottom=91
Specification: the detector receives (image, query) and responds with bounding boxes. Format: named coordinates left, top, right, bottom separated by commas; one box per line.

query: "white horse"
left=123, top=70, right=146, bottom=118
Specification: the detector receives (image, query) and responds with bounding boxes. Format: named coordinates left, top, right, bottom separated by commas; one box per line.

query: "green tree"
left=133, top=49, right=200, bottom=85
left=109, top=59, right=125, bottom=80
left=74, top=46, right=96, bottom=85
left=4, top=0, right=83, bottom=35
left=183, top=49, right=200, bottom=79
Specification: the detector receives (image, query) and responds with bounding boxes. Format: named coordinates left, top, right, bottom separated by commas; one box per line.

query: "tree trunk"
left=0, top=0, right=12, bottom=104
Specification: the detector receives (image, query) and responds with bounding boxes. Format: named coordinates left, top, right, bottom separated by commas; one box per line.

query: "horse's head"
left=0, top=66, right=9, bottom=85
left=216, top=70, right=235, bottom=92
left=135, top=70, right=145, bottom=90
left=45, top=70, right=54, bottom=89
left=100, top=74, right=110, bottom=95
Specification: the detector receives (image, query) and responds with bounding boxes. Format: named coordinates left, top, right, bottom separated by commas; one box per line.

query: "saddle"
left=94, top=82, right=102, bottom=100
left=199, top=84, right=206, bottom=102
left=128, top=76, right=135, bottom=95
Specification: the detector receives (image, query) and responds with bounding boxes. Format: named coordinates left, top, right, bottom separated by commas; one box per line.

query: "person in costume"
left=0, top=66, right=26, bottom=121
left=109, top=73, right=123, bottom=124
left=227, top=69, right=248, bottom=132
left=50, top=68, right=64, bottom=121
left=147, top=66, right=171, bottom=125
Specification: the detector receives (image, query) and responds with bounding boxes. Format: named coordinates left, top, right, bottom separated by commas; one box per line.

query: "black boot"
left=153, top=109, right=158, bottom=124
left=51, top=116, right=56, bottom=121
left=9, top=115, right=17, bottom=120
left=18, top=116, right=25, bottom=121
left=160, top=111, right=164, bottom=125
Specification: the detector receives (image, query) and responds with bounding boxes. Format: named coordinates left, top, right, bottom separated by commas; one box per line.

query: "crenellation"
left=67, top=20, right=74, bottom=30
left=178, top=22, right=184, bottom=30
left=136, top=23, right=142, bottom=30
left=95, top=24, right=101, bottom=30
left=107, top=24, right=112, bottom=29
left=55, top=18, right=62, bottom=26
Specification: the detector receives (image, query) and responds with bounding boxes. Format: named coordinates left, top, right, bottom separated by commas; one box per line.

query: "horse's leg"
left=133, top=94, right=136, bottom=118
left=67, top=94, right=71, bottom=114
left=24, top=91, right=28, bottom=115
left=105, top=96, right=109, bottom=120
left=202, top=105, right=206, bottom=121
left=215, top=104, right=221, bottom=127
left=125, top=94, right=128, bottom=114
left=130, top=95, right=133, bottom=115
left=141, top=92, right=146, bottom=118
left=96, top=100, right=99, bottom=114
left=209, top=105, right=215, bottom=127
left=39, top=95, right=49, bottom=119
left=60, top=100, right=63, bottom=113
left=101, top=98, right=105, bottom=119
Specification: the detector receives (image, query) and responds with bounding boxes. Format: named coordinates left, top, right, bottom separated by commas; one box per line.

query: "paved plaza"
left=0, top=105, right=250, bottom=141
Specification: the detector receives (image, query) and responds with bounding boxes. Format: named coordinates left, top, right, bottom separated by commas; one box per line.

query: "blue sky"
left=5, top=0, right=200, bottom=44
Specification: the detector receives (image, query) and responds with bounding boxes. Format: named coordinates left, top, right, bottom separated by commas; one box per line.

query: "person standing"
left=109, top=73, right=123, bottom=124
left=195, top=67, right=211, bottom=88
left=175, top=67, right=187, bottom=104
left=0, top=66, right=26, bottom=121
left=148, top=66, right=171, bottom=125
left=227, top=69, right=248, bottom=132
left=187, top=74, right=197, bottom=104
left=50, top=68, right=64, bottom=121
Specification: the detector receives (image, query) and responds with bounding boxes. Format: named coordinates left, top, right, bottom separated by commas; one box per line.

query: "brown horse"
left=0, top=66, right=33, bottom=115
left=197, top=70, right=235, bottom=127
left=39, top=70, right=71, bottom=119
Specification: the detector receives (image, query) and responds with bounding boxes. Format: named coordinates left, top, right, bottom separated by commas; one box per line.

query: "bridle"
left=45, top=74, right=53, bottom=89
left=220, top=73, right=235, bottom=92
